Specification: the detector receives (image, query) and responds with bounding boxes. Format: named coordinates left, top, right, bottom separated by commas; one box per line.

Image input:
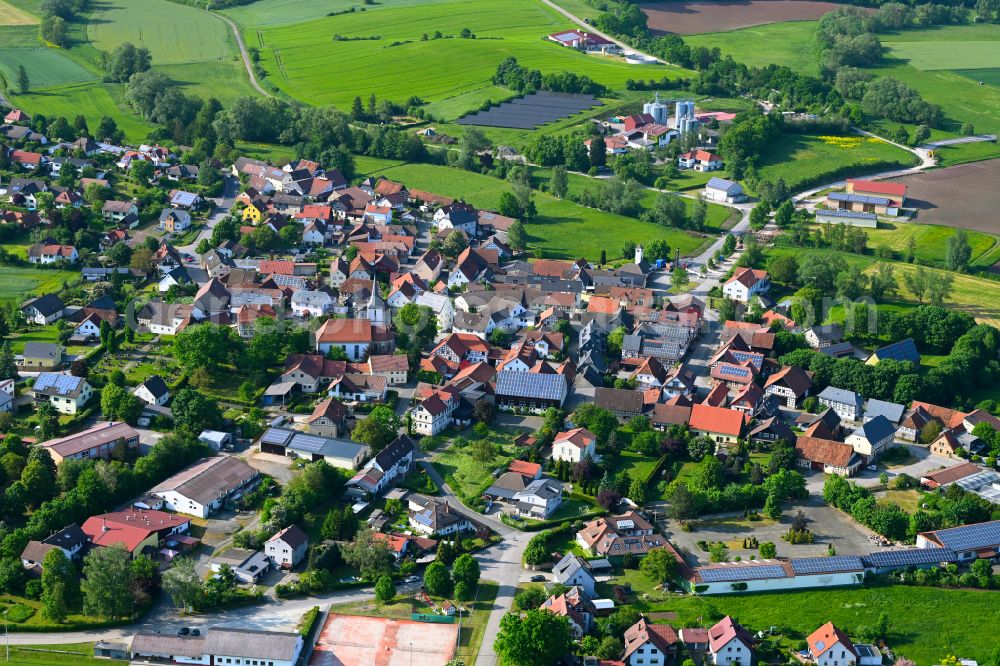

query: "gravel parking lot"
left=665, top=496, right=879, bottom=566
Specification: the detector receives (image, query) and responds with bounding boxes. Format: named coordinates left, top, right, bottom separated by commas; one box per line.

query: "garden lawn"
left=627, top=585, right=999, bottom=665
left=432, top=445, right=513, bottom=501
left=246, top=0, right=689, bottom=109
left=0, top=267, right=78, bottom=303
left=1, top=642, right=126, bottom=665
left=877, top=489, right=922, bottom=513
left=0, top=595, right=127, bottom=633
left=87, top=0, right=234, bottom=65
left=754, top=133, right=917, bottom=192
left=355, top=162, right=705, bottom=261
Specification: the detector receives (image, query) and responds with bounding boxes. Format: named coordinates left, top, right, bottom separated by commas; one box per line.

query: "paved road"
left=416, top=448, right=529, bottom=666
left=176, top=175, right=238, bottom=254
left=214, top=12, right=272, bottom=98
left=926, top=134, right=998, bottom=147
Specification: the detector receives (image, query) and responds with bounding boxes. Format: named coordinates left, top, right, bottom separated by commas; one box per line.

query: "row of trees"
left=492, top=57, right=608, bottom=96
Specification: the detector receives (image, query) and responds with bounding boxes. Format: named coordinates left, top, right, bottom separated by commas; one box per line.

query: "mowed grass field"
left=243, top=0, right=689, bottom=109
left=87, top=0, right=234, bottom=65
left=755, top=134, right=916, bottom=191
left=0, top=0, right=38, bottom=25
left=355, top=157, right=706, bottom=260
left=808, top=221, right=998, bottom=269
left=881, top=262, right=1000, bottom=326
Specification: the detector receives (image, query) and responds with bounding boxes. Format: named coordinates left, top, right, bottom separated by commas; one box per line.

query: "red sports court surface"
left=310, top=613, right=459, bottom=666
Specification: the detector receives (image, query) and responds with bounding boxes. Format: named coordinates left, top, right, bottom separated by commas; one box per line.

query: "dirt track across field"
left=889, top=158, right=1000, bottom=234
left=640, top=0, right=852, bottom=35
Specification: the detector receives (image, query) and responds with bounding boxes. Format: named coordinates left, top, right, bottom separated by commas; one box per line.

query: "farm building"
left=689, top=556, right=865, bottom=595
left=547, top=29, right=618, bottom=53
left=815, top=209, right=878, bottom=228
left=258, top=427, right=369, bottom=470
left=150, top=456, right=261, bottom=518
left=825, top=191, right=899, bottom=216
left=846, top=179, right=906, bottom=207
left=703, top=177, right=746, bottom=203
left=916, top=520, right=1000, bottom=561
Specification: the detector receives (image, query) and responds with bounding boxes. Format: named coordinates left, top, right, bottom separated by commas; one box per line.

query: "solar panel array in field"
left=457, top=91, right=602, bottom=129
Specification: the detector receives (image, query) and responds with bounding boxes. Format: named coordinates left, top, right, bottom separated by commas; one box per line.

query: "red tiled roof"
left=848, top=178, right=906, bottom=198
left=689, top=404, right=745, bottom=437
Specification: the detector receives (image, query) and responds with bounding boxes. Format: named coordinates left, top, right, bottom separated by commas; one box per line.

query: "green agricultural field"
left=224, top=0, right=433, bottom=28
left=886, top=40, right=1000, bottom=71
left=0, top=48, right=96, bottom=87
left=0, top=24, right=42, bottom=47
left=956, top=67, right=1000, bottom=88
left=879, top=262, right=1000, bottom=326
left=357, top=161, right=706, bottom=260
left=9, top=81, right=154, bottom=142
left=607, top=585, right=998, bottom=665
left=420, top=85, right=517, bottom=123
left=87, top=0, right=235, bottom=65
left=158, top=61, right=260, bottom=104
left=0, top=267, right=78, bottom=303
left=685, top=21, right=820, bottom=76
left=754, top=133, right=917, bottom=192
left=246, top=0, right=688, bottom=110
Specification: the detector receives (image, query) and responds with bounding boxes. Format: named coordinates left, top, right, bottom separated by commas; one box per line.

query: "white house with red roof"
left=678, top=149, right=724, bottom=172
left=807, top=622, right=857, bottom=666
left=723, top=267, right=770, bottom=303
left=411, top=387, right=460, bottom=436
left=689, top=404, right=746, bottom=446
left=708, top=616, right=754, bottom=665
left=552, top=427, right=598, bottom=463
left=547, top=28, right=618, bottom=53
left=622, top=617, right=679, bottom=666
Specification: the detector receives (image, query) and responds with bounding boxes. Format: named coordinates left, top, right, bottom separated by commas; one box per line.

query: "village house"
left=818, top=386, right=864, bottom=422
left=708, top=616, right=755, bottom=666
left=411, top=388, right=460, bottom=436
left=723, top=267, right=770, bottom=303
left=807, top=622, right=857, bottom=666
left=20, top=524, right=88, bottom=572
left=622, top=616, right=679, bottom=666
left=348, top=435, right=415, bottom=496
left=796, top=436, right=862, bottom=476
left=133, top=375, right=170, bottom=406
left=703, top=177, right=746, bottom=204
left=552, top=427, right=598, bottom=463
left=28, top=243, right=78, bottom=265
left=576, top=511, right=666, bottom=558
left=844, top=415, right=897, bottom=462
left=689, top=404, right=746, bottom=446
left=21, top=293, right=65, bottom=325
left=764, top=365, right=813, bottom=408
left=678, top=149, right=724, bottom=171
left=19, top=342, right=62, bottom=370
left=265, top=525, right=309, bottom=569
left=81, top=509, right=190, bottom=559
left=31, top=372, right=93, bottom=415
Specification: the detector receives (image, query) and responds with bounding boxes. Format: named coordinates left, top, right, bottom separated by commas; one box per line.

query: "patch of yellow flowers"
left=818, top=135, right=864, bottom=149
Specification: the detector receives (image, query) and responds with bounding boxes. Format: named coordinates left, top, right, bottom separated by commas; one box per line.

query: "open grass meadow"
left=240, top=0, right=689, bottom=110
left=356, top=159, right=707, bottom=260
left=611, top=584, right=998, bottom=665
left=875, top=262, right=1000, bottom=326
left=836, top=221, right=998, bottom=269
left=754, top=133, right=917, bottom=192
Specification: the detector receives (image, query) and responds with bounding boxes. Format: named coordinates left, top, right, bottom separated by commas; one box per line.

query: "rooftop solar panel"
left=698, top=564, right=787, bottom=583
left=289, top=433, right=327, bottom=454
left=791, top=556, right=864, bottom=575
left=818, top=209, right=878, bottom=220
left=931, top=520, right=1000, bottom=552
left=496, top=371, right=567, bottom=402
left=862, top=548, right=958, bottom=568
left=260, top=428, right=293, bottom=446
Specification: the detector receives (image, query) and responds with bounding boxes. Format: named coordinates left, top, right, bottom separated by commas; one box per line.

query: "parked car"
left=405, top=575, right=420, bottom=583
left=177, top=627, right=190, bottom=636
left=530, top=575, right=547, bottom=582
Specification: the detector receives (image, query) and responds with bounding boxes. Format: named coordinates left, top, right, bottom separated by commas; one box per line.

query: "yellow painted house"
left=242, top=200, right=266, bottom=223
